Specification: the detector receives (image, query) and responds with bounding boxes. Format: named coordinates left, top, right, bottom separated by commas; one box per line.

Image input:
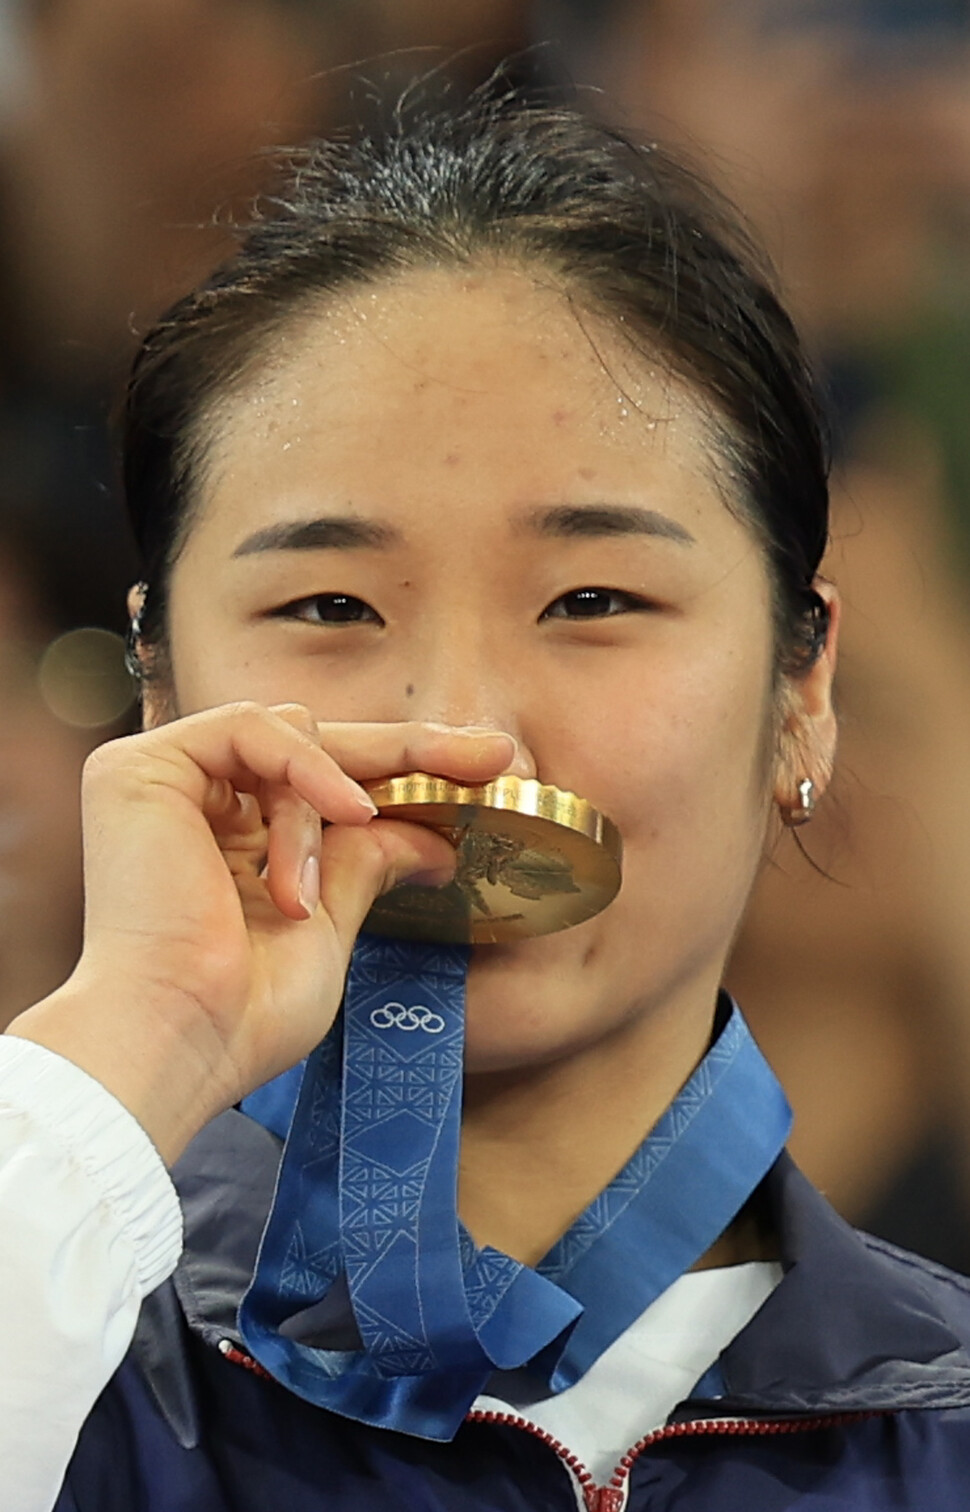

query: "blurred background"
left=1, top=0, right=969, bottom=1269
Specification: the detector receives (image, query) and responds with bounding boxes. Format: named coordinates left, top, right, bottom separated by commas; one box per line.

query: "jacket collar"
left=135, top=1112, right=970, bottom=1446
left=706, top=1151, right=970, bottom=1416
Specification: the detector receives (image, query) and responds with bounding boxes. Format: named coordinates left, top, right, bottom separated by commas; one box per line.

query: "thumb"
left=317, top=818, right=457, bottom=949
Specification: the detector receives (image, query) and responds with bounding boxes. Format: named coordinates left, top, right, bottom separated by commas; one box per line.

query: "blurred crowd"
left=2, top=0, right=970, bottom=1268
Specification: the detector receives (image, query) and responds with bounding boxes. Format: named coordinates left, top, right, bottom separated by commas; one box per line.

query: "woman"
left=3, top=90, right=970, bottom=1511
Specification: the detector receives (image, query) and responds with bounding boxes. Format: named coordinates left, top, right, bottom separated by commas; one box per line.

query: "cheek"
left=166, top=572, right=215, bottom=711
left=588, top=657, right=775, bottom=985
left=566, top=640, right=775, bottom=849
left=167, top=573, right=264, bottom=714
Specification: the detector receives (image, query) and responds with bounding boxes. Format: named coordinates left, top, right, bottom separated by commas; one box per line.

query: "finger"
left=204, top=784, right=267, bottom=863
left=197, top=783, right=275, bottom=909
left=260, top=787, right=321, bottom=920
left=124, top=702, right=380, bottom=827
left=313, top=722, right=518, bottom=783
left=316, top=819, right=458, bottom=947
left=260, top=705, right=329, bottom=919
left=221, top=712, right=517, bottom=918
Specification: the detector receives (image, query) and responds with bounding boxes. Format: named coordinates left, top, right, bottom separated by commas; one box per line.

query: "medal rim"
left=361, top=773, right=623, bottom=944
left=362, top=772, right=622, bottom=864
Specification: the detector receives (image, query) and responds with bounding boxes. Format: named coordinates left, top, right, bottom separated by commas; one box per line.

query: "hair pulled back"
left=123, top=82, right=830, bottom=677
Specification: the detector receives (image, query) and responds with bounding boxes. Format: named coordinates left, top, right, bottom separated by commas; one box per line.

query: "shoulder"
left=719, top=1155, right=970, bottom=1417
left=857, top=1228, right=970, bottom=1339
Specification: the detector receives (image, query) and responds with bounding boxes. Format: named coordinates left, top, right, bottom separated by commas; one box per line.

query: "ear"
left=126, top=581, right=173, bottom=730
left=773, top=581, right=840, bottom=816
left=126, top=582, right=146, bottom=623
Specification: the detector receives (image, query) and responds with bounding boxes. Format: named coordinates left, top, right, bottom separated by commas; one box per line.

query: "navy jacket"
left=58, top=1109, right=970, bottom=1511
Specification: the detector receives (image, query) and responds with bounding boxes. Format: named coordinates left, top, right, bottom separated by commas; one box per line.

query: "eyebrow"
left=522, top=504, right=695, bottom=545
left=232, top=503, right=695, bottom=558
left=232, top=516, right=402, bottom=557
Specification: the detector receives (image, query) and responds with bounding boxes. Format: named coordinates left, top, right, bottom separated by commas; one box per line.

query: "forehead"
left=193, top=264, right=744, bottom=551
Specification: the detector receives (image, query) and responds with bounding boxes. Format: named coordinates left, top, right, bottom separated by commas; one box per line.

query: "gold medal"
left=361, top=773, right=622, bottom=944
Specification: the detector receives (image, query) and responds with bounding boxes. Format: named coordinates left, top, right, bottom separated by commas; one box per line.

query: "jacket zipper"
left=466, top=1410, right=598, bottom=1509
left=218, top=1339, right=274, bottom=1380
left=219, top=1349, right=598, bottom=1507
left=219, top=1344, right=886, bottom=1512
left=466, top=1405, right=887, bottom=1512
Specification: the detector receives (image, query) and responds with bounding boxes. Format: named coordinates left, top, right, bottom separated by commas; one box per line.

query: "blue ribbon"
left=239, top=933, right=791, bottom=1440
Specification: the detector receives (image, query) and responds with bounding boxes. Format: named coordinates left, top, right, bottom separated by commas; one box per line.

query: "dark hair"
left=0, top=405, right=137, bottom=637
left=123, top=83, right=830, bottom=678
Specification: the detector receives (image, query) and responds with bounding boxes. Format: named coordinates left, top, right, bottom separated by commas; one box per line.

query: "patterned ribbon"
left=239, top=934, right=791, bottom=1440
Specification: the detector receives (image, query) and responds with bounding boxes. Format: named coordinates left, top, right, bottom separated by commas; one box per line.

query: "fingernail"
left=462, top=729, right=515, bottom=745
left=426, top=723, right=513, bottom=742
left=347, top=781, right=378, bottom=814
left=299, top=854, right=320, bottom=915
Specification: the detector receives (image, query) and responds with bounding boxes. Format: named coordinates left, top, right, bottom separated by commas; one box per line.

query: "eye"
left=271, top=593, right=384, bottom=627
left=540, top=587, right=653, bottom=621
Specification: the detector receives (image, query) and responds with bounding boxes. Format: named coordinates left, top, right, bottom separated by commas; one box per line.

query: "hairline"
left=164, top=252, right=775, bottom=598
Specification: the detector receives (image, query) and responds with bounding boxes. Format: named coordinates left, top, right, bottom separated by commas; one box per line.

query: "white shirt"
left=0, top=1035, right=779, bottom=1510
left=476, top=1261, right=780, bottom=1483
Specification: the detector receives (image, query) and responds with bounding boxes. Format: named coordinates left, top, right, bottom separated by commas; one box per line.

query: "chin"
left=461, top=1018, right=583, bottom=1076
left=461, top=926, right=615, bottom=1075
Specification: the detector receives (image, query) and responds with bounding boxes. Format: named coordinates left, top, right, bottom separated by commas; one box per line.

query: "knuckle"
left=326, top=819, right=386, bottom=875
left=81, top=733, right=169, bottom=805
left=221, top=699, right=266, bottom=723
left=270, top=702, right=318, bottom=737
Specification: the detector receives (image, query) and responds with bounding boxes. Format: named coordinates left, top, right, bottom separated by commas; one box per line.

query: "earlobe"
left=773, top=582, right=840, bottom=820
left=139, top=682, right=172, bottom=731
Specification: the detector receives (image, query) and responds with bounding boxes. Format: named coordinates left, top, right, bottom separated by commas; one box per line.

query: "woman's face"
left=161, top=265, right=835, bottom=1072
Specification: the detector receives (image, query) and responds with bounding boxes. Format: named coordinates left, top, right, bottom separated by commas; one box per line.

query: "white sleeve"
left=0, top=1036, right=184, bottom=1512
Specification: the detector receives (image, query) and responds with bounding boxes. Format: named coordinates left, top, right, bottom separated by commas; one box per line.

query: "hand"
left=7, top=703, right=516, bottom=1162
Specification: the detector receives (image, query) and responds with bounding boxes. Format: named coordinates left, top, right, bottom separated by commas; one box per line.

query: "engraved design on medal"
left=453, top=828, right=580, bottom=916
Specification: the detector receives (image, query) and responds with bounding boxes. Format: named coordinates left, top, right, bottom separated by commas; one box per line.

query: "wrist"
left=5, top=973, right=235, bottom=1166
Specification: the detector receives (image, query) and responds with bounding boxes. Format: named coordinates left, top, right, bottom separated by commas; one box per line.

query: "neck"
left=693, top=1185, right=778, bottom=1269
left=458, top=985, right=723, bottom=1267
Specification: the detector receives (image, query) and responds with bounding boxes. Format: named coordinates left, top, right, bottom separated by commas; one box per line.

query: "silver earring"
left=783, top=777, right=816, bottom=827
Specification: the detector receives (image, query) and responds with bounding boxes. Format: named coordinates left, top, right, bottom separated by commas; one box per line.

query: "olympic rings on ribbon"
left=369, top=1001, right=446, bottom=1034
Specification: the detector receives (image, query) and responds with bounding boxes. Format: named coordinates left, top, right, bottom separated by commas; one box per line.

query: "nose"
left=402, top=627, right=539, bottom=780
